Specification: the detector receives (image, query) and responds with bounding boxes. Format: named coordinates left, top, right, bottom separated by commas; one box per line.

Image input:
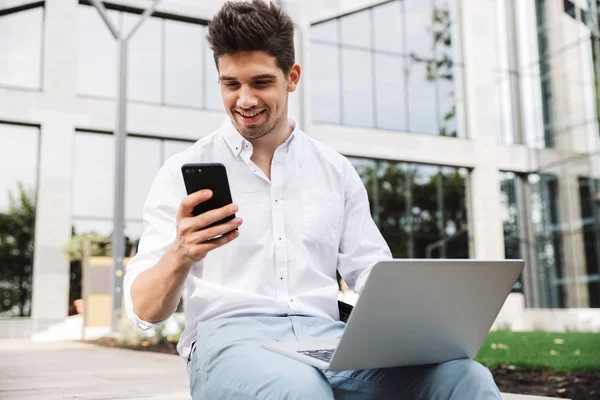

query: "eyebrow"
left=219, top=74, right=278, bottom=81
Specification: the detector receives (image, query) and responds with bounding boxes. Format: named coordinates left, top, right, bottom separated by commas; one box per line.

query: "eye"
left=254, top=80, right=271, bottom=87
left=223, top=82, right=239, bottom=89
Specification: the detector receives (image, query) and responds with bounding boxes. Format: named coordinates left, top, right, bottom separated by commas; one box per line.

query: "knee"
left=458, top=360, right=495, bottom=383
left=438, top=359, right=500, bottom=399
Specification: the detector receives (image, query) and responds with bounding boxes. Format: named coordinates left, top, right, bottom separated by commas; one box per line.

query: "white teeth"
left=239, top=111, right=262, bottom=118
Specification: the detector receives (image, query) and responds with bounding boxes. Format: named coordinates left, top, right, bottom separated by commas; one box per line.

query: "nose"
left=237, top=86, right=258, bottom=109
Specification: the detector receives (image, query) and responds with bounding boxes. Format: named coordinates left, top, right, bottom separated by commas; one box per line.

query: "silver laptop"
left=262, top=259, right=524, bottom=371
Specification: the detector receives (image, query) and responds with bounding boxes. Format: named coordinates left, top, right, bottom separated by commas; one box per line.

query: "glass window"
left=348, top=156, right=469, bottom=260
left=411, top=164, right=442, bottom=258
left=578, top=177, right=600, bottom=307
left=500, top=172, right=524, bottom=292
left=0, top=124, right=39, bottom=212
left=77, top=6, right=118, bottom=97
left=164, top=20, right=204, bottom=108
left=77, top=5, right=215, bottom=110
left=376, top=160, right=412, bottom=258
left=72, top=132, right=194, bottom=241
left=404, top=0, right=434, bottom=60
left=373, top=1, right=403, bottom=53
left=529, top=173, right=566, bottom=307
left=0, top=6, right=43, bottom=89
left=124, top=13, right=162, bottom=103
left=0, top=123, right=39, bottom=318
left=72, top=133, right=115, bottom=219
left=310, top=43, right=341, bottom=124
left=374, top=53, right=406, bottom=131
left=310, top=0, right=461, bottom=137
left=205, top=45, right=222, bottom=111
left=311, top=19, right=338, bottom=43
left=164, top=139, right=192, bottom=159
left=341, top=48, right=374, bottom=127
left=563, top=0, right=576, bottom=18
left=437, top=72, right=457, bottom=137
left=340, top=9, right=371, bottom=48
left=407, top=62, right=437, bottom=134
left=125, top=137, right=162, bottom=222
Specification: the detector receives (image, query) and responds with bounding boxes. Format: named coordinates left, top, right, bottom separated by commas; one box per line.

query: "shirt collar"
left=220, top=116, right=299, bottom=157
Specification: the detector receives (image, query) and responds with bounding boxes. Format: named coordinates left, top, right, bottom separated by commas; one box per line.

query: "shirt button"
left=280, top=277, right=283, bottom=280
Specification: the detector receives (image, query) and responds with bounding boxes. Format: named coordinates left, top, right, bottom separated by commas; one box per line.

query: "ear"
left=287, top=64, right=301, bottom=93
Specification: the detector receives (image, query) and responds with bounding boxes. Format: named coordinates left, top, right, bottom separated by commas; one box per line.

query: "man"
left=124, top=1, right=502, bottom=398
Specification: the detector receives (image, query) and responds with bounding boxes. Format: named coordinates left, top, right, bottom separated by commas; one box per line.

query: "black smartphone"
left=181, top=163, right=236, bottom=229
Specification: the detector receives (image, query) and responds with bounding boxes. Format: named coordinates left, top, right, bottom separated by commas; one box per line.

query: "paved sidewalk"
left=0, top=339, right=562, bottom=400
left=0, top=340, right=191, bottom=400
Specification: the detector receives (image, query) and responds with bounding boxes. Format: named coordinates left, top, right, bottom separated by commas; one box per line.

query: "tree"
left=409, top=5, right=457, bottom=138
left=0, top=184, right=36, bottom=317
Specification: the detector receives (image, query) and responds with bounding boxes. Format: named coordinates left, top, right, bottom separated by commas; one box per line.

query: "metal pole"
left=90, top=0, right=162, bottom=333
left=110, top=39, right=128, bottom=332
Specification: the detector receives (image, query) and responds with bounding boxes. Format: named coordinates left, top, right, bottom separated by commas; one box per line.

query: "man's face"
left=217, top=51, right=300, bottom=140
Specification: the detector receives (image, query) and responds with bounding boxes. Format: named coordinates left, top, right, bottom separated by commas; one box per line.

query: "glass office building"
left=0, top=0, right=598, bottom=336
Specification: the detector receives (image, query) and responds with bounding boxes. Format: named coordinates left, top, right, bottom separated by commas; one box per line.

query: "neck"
left=249, top=109, right=291, bottom=157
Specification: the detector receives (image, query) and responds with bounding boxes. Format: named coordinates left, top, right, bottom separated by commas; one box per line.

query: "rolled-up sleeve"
left=336, top=158, right=392, bottom=294
left=123, top=163, right=184, bottom=330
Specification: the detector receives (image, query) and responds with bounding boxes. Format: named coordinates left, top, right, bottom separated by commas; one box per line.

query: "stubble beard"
left=233, top=107, right=284, bottom=141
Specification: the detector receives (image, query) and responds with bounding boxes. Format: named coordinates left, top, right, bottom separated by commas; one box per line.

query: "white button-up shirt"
left=124, top=117, right=392, bottom=359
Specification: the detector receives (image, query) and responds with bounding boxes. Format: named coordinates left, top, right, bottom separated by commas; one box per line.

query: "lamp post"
left=89, top=0, right=163, bottom=332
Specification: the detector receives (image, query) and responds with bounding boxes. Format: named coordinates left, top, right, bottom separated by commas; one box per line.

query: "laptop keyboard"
left=297, top=349, right=335, bottom=363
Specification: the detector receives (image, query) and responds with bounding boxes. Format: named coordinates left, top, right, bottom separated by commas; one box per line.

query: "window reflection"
left=407, top=62, right=437, bottom=134
left=310, top=0, right=461, bottom=136
left=530, top=173, right=566, bottom=307
left=349, top=157, right=469, bottom=259
left=500, top=172, right=524, bottom=292
left=341, top=48, right=373, bottom=127
left=310, top=43, right=340, bottom=124
left=77, top=5, right=215, bottom=110
left=164, top=20, right=204, bottom=107
left=0, top=6, right=43, bottom=89
left=124, top=13, right=162, bottom=103
left=72, top=132, right=193, bottom=243
left=375, top=54, right=406, bottom=131
left=578, top=177, right=600, bottom=307
left=0, top=123, right=39, bottom=318
left=77, top=6, right=118, bottom=97
left=340, top=10, right=370, bottom=48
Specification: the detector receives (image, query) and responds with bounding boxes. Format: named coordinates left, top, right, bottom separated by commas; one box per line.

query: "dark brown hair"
left=207, top=0, right=295, bottom=75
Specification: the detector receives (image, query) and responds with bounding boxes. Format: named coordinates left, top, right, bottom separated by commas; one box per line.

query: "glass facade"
left=499, top=172, right=524, bottom=292
left=77, top=4, right=220, bottom=110
left=0, top=123, right=39, bottom=318
left=0, top=5, right=44, bottom=90
left=534, top=0, right=555, bottom=148
left=348, top=157, right=469, bottom=258
left=310, top=0, right=464, bottom=137
left=578, top=177, right=600, bottom=307
left=72, top=131, right=192, bottom=242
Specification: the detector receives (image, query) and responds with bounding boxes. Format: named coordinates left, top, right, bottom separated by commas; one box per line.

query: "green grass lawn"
left=475, top=331, right=600, bottom=372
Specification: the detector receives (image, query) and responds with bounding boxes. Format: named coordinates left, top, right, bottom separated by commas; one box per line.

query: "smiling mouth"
left=235, top=109, right=266, bottom=124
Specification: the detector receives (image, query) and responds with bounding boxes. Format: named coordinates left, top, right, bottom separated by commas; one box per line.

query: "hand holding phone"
left=170, top=163, right=243, bottom=266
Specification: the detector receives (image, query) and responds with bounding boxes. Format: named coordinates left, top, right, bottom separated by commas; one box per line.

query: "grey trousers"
left=187, top=315, right=502, bottom=400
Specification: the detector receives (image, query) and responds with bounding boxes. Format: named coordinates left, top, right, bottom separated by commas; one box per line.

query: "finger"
left=178, top=190, right=212, bottom=219
left=189, top=203, right=239, bottom=231
left=191, top=229, right=240, bottom=256
left=187, top=218, right=243, bottom=244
